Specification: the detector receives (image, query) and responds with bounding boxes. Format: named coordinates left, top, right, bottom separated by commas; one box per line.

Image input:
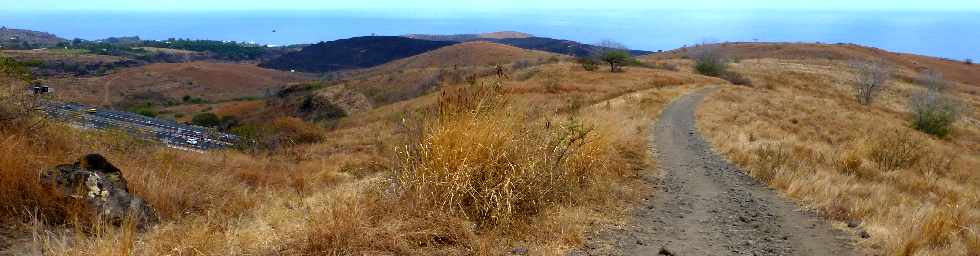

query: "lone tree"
left=852, top=60, right=892, bottom=105
left=595, top=40, right=631, bottom=72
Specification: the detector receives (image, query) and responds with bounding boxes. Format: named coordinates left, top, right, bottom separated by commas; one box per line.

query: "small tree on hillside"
left=852, top=60, right=892, bottom=105
left=595, top=40, right=631, bottom=72
left=908, top=90, right=967, bottom=138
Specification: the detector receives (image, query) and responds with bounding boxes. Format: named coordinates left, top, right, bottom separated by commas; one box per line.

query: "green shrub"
left=690, top=45, right=728, bottom=77
left=578, top=58, right=599, bottom=72
left=191, top=112, right=221, bottom=127
left=909, top=90, right=966, bottom=138
left=695, top=59, right=727, bottom=77
left=132, top=107, right=157, bottom=117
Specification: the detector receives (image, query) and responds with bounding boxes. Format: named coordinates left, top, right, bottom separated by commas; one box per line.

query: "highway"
left=42, top=102, right=241, bottom=151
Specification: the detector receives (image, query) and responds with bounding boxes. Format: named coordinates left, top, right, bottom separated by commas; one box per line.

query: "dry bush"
left=852, top=60, right=892, bottom=105
left=395, top=81, right=618, bottom=227
left=233, top=117, right=325, bottom=150
left=866, top=129, right=927, bottom=171
left=750, top=143, right=792, bottom=182
left=720, top=71, right=752, bottom=86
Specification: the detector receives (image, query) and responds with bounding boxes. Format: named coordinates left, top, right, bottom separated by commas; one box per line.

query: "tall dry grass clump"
left=395, top=81, right=618, bottom=227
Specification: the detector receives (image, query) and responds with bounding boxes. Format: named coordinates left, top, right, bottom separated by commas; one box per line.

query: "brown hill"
left=403, top=31, right=532, bottom=41
left=478, top=31, right=533, bottom=39
left=0, top=27, right=66, bottom=49
left=644, top=42, right=980, bottom=86
left=332, top=42, right=562, bottom=105
left=373, top=41, right=557, bottom=71
left=49, top=61, right=312, bottom=107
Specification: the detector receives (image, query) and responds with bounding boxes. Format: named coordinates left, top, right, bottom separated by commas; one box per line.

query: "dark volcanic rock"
left=40, top=154, right=158, bottom=229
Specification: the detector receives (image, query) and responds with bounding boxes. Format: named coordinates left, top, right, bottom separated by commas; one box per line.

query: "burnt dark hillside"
left=259, top=36, right=457, bottom=73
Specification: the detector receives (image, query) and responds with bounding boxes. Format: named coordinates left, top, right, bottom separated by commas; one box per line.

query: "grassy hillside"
left=2, top=54, right=718, bottom=255
left=48, top=61, right=311, bottom=108
left=404, top=32, right=652, bottom=57
left=375, top=41, right=557, bottom=70
left=646, top=42, right=980, bottom=86
left=403, top=31, right=533, bottom=41
left=258, top=42, right=563, bottom=123
left=696, top=57, right=979, bottom=255
left=5, top=39, right=977, bottom=255
left=0, top=27, right=66, bottom=49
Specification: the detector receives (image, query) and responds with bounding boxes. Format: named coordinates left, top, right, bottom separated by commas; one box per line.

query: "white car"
left=186, top=138, right=199, bottom=145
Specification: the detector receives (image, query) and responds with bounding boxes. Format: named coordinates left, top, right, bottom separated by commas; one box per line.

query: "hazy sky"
left=3, top=0, right=980, bottom=11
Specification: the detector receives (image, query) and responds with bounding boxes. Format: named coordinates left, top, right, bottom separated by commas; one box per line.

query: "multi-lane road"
left=42, top=102, right=241, bottom=151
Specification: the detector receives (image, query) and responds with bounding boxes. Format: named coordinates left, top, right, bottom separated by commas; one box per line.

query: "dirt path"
left=575, top=87, right=854, bottom=256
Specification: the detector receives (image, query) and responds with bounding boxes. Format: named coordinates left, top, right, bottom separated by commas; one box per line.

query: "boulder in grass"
left=40, top=154, right=158, bottom=229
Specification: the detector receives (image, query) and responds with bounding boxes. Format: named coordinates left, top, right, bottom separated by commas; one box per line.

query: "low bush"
left=232, top=117, right=325, bottom=149
left=908, top=90, right=966, bottom=138
left=721, top=71, right=753, bottom=86
left=867, top=129, right=926, bottom=171
left=578, top=57, right=599, bottom=71
left=191, top=112, right=220, bottom=127
left=396, top=81, right=618, bottom=228
left=690, top=44, right=728, bottom=76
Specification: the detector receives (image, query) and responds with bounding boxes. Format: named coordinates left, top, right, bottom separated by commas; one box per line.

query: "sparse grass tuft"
left=867, top=129, right=926, bottom=171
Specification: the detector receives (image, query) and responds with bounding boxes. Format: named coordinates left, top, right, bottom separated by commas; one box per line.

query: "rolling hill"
left=6, top=35, right=979, bottom=256
left=372, top=41, right=558, bottom=71
left=258, top=36, right=457, bottom=73
left=403, top=32, right=652, bottom=57
left=260, top=42, right=559, bottom=122
left=645, top=42, right=980, bottom=86
left=0, top=27, right=66, bottom=49
left=48, top=61, right=311, bottom=107
left=403, top=31, right=532, bottom=41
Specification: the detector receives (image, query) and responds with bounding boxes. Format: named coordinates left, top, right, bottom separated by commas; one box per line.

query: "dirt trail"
left=575, top=87, right=854, bottom=255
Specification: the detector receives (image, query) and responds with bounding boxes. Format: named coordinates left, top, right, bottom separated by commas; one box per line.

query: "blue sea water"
left=1, top=9, right=977, bottom=60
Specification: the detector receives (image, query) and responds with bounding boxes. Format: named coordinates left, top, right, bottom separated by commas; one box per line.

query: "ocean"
left=1, top=9, right=977, bottom=60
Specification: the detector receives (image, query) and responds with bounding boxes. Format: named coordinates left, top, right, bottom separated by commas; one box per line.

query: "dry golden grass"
left=697, top=58, right=980, bottom=255
left=1, top=60, right=715, bottom=255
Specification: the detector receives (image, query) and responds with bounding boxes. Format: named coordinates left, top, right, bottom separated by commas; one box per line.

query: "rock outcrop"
left=40, top=154, right=158, bottom=229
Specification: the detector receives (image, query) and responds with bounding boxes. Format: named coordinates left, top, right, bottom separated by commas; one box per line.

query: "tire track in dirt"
left=574, top=86, right=855, bottom=256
